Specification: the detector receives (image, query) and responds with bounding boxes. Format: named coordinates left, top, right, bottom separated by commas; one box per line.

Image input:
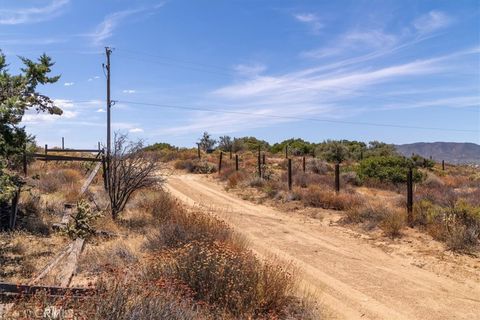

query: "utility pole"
left=104, top=47, right=112, bottom=191
left=105, top=47, right=112, bottom=161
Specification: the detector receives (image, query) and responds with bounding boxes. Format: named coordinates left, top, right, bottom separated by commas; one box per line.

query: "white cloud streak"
left=414, top=10, right=452, bottom=34
left=0, top=0, right=69, bottom=25
left=293, top=12, right=323, bottom=33
left=87, top=3, right=166, bottom=46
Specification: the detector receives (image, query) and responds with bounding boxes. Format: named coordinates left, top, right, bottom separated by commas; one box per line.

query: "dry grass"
left=298, top=185, right=363, bottom=210
left=380, top=209, right=406, bottom=239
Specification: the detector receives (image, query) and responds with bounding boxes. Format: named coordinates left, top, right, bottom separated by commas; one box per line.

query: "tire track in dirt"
left=166, top=174, right=480, bottom=320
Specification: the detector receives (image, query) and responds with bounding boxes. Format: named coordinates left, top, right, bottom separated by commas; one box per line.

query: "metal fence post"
left=407, top=167, right=413, bottom=227
left=288, top=158, right=292, bottom=191
left=335, top=163, right=340, bottom=193
left=218, top=152, right=223, bottom=173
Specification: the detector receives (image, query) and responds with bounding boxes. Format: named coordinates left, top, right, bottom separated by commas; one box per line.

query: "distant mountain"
left=395, top=142, right=480, bottom=164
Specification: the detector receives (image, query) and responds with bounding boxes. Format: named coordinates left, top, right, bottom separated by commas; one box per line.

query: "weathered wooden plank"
left=31, top=154, right=102, bottom=162
left=56, top=238, right=85, bottom=287
left=79, top=162, right=101, bottom=196
left=0, top=282, right=93, bottom=297
left=29, top=243, right=74, bottom=285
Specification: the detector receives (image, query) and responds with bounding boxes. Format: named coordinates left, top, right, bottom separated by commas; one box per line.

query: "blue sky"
left=1, top=0, right=479, bottom=148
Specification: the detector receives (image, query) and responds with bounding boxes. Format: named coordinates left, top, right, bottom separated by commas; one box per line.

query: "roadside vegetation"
left=167, top=133, right=480, bottom=253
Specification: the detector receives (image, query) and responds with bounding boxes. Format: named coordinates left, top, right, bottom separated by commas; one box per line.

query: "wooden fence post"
left=335, top=163, right=340, bottom=193
left=45, top=144, right=48, bottom=163
left=302, top=156, right=306, bottom=173
left=23, top=143, right=27, bottom=177
left=235, top=154, right=239, bottom=171
left=101, top=154, right=108, bottom=191
left=197, top=144, right=201, bottom=159
left=218, top=152, right=223, bottom=173
left=262, top=153, right=266, bottom=165
left=288, top=158, right=292, bottom=191
left=407, top=167, right=413, bottom=227
left=442, top=160, right=445, bottom=171
left=285, top=145, right=288, bottom=159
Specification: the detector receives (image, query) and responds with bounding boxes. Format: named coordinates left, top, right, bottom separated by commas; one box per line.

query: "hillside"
left=396, top=142, right=480, bottom=164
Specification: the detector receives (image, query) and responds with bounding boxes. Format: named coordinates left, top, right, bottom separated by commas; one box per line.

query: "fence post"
left=335, top=163, right=340, bottom=193
left=102, top=153, right=108, bottom=191
left=229, top=147, right=232, bottom=160
left=285, top=145, right=288, bottom=159
left=197, top=144, right=201, bottom=159
left=218, top=152, right=223, bottom=173
left=235, top=154, right=239, bottom=171
left=302, top=156, right=306, bottom=173
left=258, top=147, right=262, bottom=178
left=23, top=143, right=27, bottom=177
left=98, top=142, right=101, bottom=151
left=442, top=160, right=445, bottom=171
left=62, top=137, right=65, bottom=150
left=262, top=153, right=266, bottom=165
left=288, top=158, right=292, bottom=191
left=45, top=144, right=48, bottom=163
left=407, top=167, right=413, bottom=227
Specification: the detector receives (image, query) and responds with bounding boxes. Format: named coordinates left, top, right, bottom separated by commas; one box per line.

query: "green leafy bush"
left=357, top=156, right=422, bottom=184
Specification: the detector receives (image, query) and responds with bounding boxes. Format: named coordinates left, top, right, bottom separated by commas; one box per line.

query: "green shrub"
left=357, top=156, right=422, bottom=184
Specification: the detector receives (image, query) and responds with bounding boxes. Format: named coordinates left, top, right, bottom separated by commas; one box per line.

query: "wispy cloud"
left=413, top=10, right=452, bottom=34
left=293, top=12, right=323, bottom=33
left=122, top=89, right=136, bottom=94
left=87, top=3, right=166, bottom=46
left=233, top=63, right=266, bottom=77
left=129, top=128, right=144, bottom=133
left=302, top=29, right=397, bottom=59
left=64, top=82, right=74, bottom=86
left=0, top=0, right=69, bottom=25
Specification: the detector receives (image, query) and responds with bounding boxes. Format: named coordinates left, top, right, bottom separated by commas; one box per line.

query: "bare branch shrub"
left=108, top=133, right=163, bottom=219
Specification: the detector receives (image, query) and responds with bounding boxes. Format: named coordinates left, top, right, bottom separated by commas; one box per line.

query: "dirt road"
left=166, top=174, right=480, bottom=320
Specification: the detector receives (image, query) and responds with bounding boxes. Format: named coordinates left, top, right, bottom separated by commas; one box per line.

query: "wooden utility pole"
left=105, top=47, right=112, bottom=166
left=407, top=167, right=413, bottom=227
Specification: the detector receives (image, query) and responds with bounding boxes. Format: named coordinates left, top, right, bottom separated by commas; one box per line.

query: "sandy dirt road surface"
left=166, top=174, right=480, bottom=320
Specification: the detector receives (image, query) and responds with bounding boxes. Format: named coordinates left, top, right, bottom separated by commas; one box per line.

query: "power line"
left=117, top=100, right=478, bottom=133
